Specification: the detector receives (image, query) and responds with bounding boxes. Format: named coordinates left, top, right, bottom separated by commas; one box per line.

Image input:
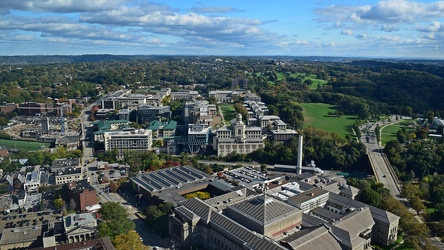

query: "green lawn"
left=0, top=139, right=51, bottom=152
left=380, top=120, right=415, bottom=145
left=275, top=72, right=328, bottom=89
left=301, top=103, right=357, bottom=137
left=219, top=103, right=236, bottom=125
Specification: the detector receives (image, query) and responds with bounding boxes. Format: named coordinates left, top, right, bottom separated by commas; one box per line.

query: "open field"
left=218, top=103, right=236, bottom=125
left=301, top=103, right=357, bottom=137
left=0, top=139, right=50, bottom=152
left=381, top=120, right=415, bottom=145
left=275, top=72, right=328, bottom=89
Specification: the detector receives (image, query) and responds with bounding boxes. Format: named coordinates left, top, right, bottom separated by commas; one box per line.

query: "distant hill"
left=1, top=54, right=443, bottom=65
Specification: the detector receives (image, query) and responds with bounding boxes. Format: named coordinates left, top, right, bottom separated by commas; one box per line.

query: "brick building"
left=65, top=180, right=97, bottom=212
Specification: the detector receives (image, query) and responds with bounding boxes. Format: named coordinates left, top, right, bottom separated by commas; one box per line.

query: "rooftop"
left=63, top=213, right=97, bottom=233
left=227, top=195, right=301, bottom=226
left=0, top=226, right=42, bottom=245
left=39, top=237, right=115, bottom=250
left=68, top=180, right=96, bottom=194
left=280, top=226, right=342, bottom=250
left=51, top=158, right=80, bottom=170
left=287, top=188, right=329, bottom=204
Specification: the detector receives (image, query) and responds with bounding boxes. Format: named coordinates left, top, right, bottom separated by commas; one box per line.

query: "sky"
left=1, top=0, right=444, bottom=58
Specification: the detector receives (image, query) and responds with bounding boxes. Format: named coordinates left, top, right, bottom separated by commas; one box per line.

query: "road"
left=79, top=94, right=170, bottom=249
left=92, top=185, right=170, bottom=248
left=360, top=119, right=401, bottom=197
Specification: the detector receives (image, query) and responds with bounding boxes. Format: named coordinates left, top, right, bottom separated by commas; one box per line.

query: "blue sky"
left=1, top=0, right=444, bottom=58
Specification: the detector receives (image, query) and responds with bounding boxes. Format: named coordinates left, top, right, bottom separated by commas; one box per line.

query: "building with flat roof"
left=103, top=129, right=152, bottom=158
left=55, top=135, right=80, bottom=150
left=55, top=167, right=83, bottom=185
left=118, top=109, right=131, bottom=121
left=287, top=188, right=329, bottom=213
left=137, top=104, right=171, bottom=124
left=23, top=167, right=43, bottom=193
left=38, top=237, right=115, bottom=250
left=187, top=123, right=211, bottom=154
left=0, top=226, right=43, bottom=250
left=183, top=100, right=217, bottom=125
left=51, top=158, right=81, bottom=173
left=0, top=103, right=17, bottom=113
left=65, top=180, right=97, bottom=212
left=170, top=90, right=200, bottom=101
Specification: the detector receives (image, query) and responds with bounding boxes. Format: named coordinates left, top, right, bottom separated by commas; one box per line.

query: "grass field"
left=380, top=120, right=415, bottom=145
left=0, top=139, right=50, bottom=152
left=275, top=72, right=328, bottom=89
left=301, top=103, right=357, bottom=137
left=219, top=103, right=236, bottom=125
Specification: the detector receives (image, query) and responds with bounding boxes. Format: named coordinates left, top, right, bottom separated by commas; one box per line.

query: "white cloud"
left=188, top=7, right=242, bottom=13
left=377, top=35, right=400, bottom=41
left=341, top=29, right=353, bottom=35
left=416, top=22, right=443, bottom=32
left=78, top=6, right=279, bottom=48
left=380, top=24, right=400, bottom=32
left=0, top=0, right=128, bottom=13
left=316, top=0, right=444, bottom=25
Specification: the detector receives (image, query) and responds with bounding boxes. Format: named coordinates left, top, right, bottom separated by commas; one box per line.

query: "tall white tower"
left=297, top=135, right=303, bottom=175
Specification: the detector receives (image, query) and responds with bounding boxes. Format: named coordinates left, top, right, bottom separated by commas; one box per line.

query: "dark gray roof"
left=301, top=213, right=324, bottom=228
left=205, top=188, right=255, bottom=210
left=208, top=179, right=234, bottom=192
left=227, top=195, right=300, bottom=226
left=281, top=226, right=342, bottom=250
left=327, top=192, right=400, bottom=225
left=209, top=212, right=285, bottom=249
left=181, top=198, right=214, bottom=222
left=51, top=158, right=80, bottom=170
left=310, top=207, right=342, bottom=221
left=330, top=207, right=374, bottom=249
left=131, top=166, right=211, bottom=192
left=287, top=188, right=329, bottom=204
left=0, top=226, right=42, bottom=245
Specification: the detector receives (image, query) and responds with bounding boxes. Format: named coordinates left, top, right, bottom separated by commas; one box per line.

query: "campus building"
left=65, top=180, right=97, bottom=212
left=103, top=129, right=152, bottom=158
left=170, top=183, right=399, bottom=250
left=51, top=158, right=83, bottom=185
left=213, top=113, right=265, bottom=157
left=137, top=104, right=171, bottom=124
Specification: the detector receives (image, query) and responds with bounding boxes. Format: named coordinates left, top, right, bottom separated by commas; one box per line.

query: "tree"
left=69, top=198, right=77, bottom=211
left=410, top=196, right=426, bottom=215
left=98, top=202, right=135, bottom=239
left=205, top=165, right=213, bottom=175
left=109, top=181, right=118, bottom=192
left=357, top=188, right=382, bottom=207
left=54, top=198, right=64, bottom=208
left=112, top=230, right=149, bottom=250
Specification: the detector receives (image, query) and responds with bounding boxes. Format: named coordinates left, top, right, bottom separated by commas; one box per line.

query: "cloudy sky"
left=1, top=0, right=444, bottom=58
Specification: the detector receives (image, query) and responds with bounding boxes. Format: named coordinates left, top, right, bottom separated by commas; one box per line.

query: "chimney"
left=297, top=135, right=303, bottom=175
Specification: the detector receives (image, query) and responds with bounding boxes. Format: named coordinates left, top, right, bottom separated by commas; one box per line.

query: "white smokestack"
left=297, top=135, right=303, bottom=175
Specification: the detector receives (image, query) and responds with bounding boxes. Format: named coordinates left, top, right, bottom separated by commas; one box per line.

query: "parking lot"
left=0, top=210, right=62, bottom=230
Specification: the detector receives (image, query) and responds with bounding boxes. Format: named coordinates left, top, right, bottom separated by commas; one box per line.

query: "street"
left=360, top=119, right=401, bottom=197
left=92, top=184, right=170, bottom=248
left=79, top=96, right=170, bottom=249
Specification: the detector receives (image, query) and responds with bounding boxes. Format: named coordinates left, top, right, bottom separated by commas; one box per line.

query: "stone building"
left=213, top=113, right=264, bottom=157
